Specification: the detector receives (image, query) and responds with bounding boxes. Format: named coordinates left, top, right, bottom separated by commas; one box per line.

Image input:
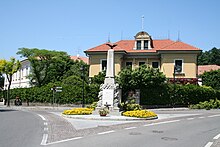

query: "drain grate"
left=152, top=130, right=164, bottom=133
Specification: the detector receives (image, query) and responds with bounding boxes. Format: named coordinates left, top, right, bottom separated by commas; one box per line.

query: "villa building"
left=85, top=31, right=201, bottom=83
left=4, top=59, right=31, bottom=90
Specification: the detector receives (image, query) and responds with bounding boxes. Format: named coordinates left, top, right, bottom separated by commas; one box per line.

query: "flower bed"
left=62, top=108, right=93, bottom=115
left=122, top=110, right=157, bottom=118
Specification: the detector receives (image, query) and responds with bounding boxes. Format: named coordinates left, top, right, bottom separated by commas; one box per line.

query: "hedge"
left=134, top=84, right=220, bottom=106
left=0, top=76, right=100, bottom=105
left=1, top=83, right=220, bottom=106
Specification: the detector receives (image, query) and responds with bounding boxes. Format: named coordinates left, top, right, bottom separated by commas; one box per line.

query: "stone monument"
left=97, top=43, right=120, bottom=111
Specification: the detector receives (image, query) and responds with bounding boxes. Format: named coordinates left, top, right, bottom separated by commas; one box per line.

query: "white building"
left=4, top=59, right=31, bottom=90
left=3, top=55, right=88, bottom=90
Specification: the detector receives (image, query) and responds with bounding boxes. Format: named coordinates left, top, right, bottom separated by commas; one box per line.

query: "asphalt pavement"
left=0, top=108, right=43, bottom=147
left=1, top=105, right=220, bottom=147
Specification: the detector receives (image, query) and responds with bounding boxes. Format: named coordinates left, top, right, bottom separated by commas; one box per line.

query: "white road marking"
left=98, top=130, right=115, bottom=135
left=44, top=122, right=48, bottom=126
left=187, top=118, right=195, bottom=120
left=44, top=128, right=48, bottom=131
left=204, top=142, right=213, bottom=147
left=41, top=134, right=48, bottom=145
left=208, top=114, right=220, bottom=118
left=198, top=117, right=205, bottom=119
left=46, top=137, right=83, bottom=145
left=213, top=134, right=220, bottom=140
left=37, top=114, right=46, bottom=121
left=124, top=127, right=137, bottom=130
left=144, top=120, right=180, bottom=127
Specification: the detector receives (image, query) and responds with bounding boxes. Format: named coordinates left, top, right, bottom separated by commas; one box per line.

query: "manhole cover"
left=129, top=132, right=142, bottom=135
left=152, top=130, right=164, bottom=133
left=161, top=137, right=178, bottom=141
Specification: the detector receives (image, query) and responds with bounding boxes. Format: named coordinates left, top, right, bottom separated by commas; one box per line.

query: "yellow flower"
left=62, top=108, right=93, bottom=115
left=123, top=110, right=157, bottom=118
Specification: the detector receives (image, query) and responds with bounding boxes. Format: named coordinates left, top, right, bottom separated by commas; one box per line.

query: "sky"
left=0, top=0, right=220, bottom=60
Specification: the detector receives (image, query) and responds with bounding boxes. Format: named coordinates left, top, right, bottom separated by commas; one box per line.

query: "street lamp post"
left=80, top=65, right=85, bottom=108
left=172, top=65, right=181, bottom=107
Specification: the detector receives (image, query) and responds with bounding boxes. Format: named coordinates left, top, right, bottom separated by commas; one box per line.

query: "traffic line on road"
left=46, top=137, right=83, bottom=146
left=186, top=118, right=195, bottom=120
left=124, top=127, right=137, bottom=130
left=208, top=114, right=220, bottom=118
left=198, top=116, right=205, bottom=119
left=143, top=120, right=180, bottom=127
left=41, top=134, right=48, bottom=145
left=98, top=130, right=115, bottom=135
left=37, top=114, right=48, bottom=146
left=44, top=128, right=48, bottom=131
left=38, top=114, right=46, bottom=121
left=213, top=134, right=220, bottom=140
left=204, top=142, right=213, bottom=147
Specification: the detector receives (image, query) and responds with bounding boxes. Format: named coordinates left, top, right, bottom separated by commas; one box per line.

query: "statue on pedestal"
left=97, top=43, right=120, bottom=111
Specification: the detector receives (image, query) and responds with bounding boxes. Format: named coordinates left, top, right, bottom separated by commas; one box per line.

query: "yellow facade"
left=89, top=53, right=123, bottom=77
left=88, top=52, right=198, bottom=79
left=161, top=53, right=197, bottom=78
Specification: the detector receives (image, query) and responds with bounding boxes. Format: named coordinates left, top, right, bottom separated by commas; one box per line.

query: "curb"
left=4, top=106, right=73, bottom=111
left=62, top=114, right=158, bottom=121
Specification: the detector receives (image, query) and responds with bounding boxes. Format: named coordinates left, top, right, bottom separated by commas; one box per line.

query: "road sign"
left=55, top=90, right=62, bottom=92
left=51, top=87, right=62, bottom=92
left=56, top=87, right=62, bottom=89
left=55, top=87, right=62, bottom=92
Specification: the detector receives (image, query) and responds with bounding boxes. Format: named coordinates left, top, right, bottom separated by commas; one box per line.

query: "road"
left=46, top=110, right=220, bottom=147
left=0, top=107, right=220, bottom=147
left=0, top=108, right=43, bottom=147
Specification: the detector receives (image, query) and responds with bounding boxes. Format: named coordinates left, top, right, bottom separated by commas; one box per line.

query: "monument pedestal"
left=96, top=44, right=120, bottom=112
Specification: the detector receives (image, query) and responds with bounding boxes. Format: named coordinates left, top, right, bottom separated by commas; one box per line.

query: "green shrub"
left=120, top=97, right=142, bottom=111
left=190, top=99, right=220, bottom=110
left=86, top=102, right=97, bottom=110
left=2, top=77, right=99, bottom=105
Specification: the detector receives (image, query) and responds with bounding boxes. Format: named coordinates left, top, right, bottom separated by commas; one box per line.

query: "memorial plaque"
left=102, top=89, right=114, bottom=106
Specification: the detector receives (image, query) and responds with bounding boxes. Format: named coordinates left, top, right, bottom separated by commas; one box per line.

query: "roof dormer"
left=134, top=31, right=153, bottom=50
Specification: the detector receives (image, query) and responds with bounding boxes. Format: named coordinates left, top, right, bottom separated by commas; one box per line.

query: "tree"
left=0, top=58, right=21, bottom=106
left=117, top=65, right=166, bottom=91
left=63, top=60, right=89, bottom=81
left=198, top=47, right=220, bottom=65
left=90, top=70, right=106, bottom=85
left=17, top=48, right=74, bottom=87
left=200, top=69, right=220, bottom=90
left=117, top=65, right=166, bottom=103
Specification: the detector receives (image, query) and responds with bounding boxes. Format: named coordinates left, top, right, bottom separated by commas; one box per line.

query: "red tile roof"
left=158, top=41, right=200, bottom=50
left=198, top=65, right=220, bottom=75
left=70, top=55, right=89, bottom=64
left=85, top=42, right=124, bottom=52
left=85, top=39, right=200, bottom=53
